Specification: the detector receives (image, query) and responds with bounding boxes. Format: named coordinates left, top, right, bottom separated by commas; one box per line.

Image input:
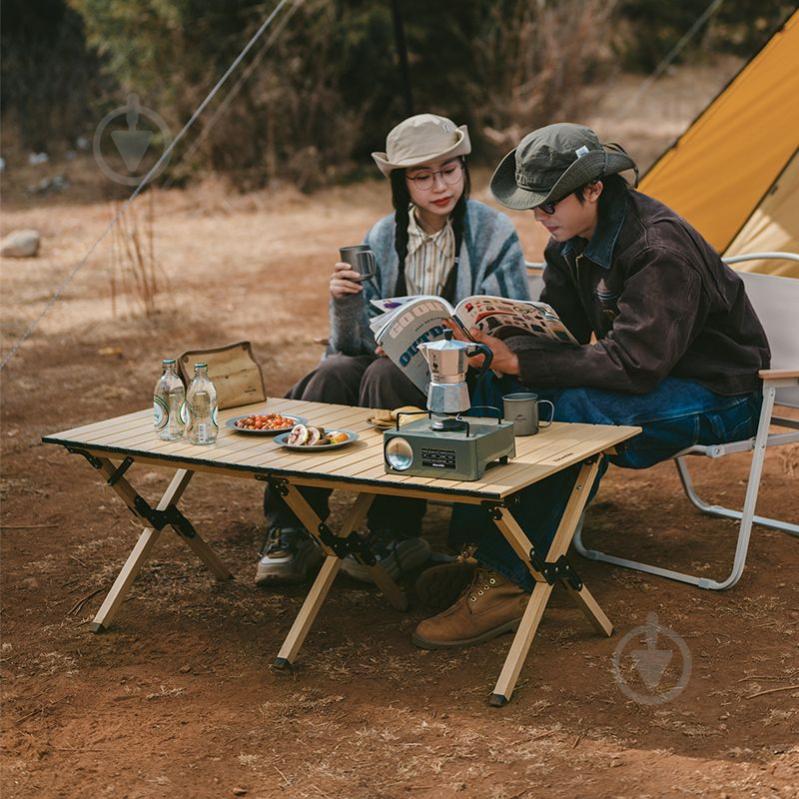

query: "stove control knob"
left=385, top=437, right=413, bottom=471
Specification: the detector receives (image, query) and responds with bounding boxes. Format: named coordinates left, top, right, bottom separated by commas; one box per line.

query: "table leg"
left=180, top=531, right=233, bottom=581
left=364, top=563, right=409, bottom=612
left=83, top=459, right=232, bottom=632
left=490, top=582, right=553, bottom=707
left=488, top=457, right=611, bottom=705
left=279, top=484, right=407, bottom=610
left=98, top=460, right=233, bottom=580
left=273, top=555, right=342, bottom=668
left=561, top=582, right=613, bottom=635
left=273, top=486, right=407, bottom=669
left=91, top=468, right=191, bottom=632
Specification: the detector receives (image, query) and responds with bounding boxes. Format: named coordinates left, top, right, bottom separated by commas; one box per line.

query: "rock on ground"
left=1, top=228, right=41, bottom=258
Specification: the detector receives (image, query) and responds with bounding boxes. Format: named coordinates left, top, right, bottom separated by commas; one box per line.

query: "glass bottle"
left=153, top=358, right=185, bottom=441
left=185, top=362, right=218, bottom=445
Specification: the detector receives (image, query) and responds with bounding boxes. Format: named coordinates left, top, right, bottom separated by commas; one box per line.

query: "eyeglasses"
left=406, top=161, right=463, bottom=191
left=536, top=181, right=600, bottom=214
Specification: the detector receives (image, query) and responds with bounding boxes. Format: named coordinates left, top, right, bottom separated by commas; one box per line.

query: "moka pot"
left=419, top=329, right=493, bottom=415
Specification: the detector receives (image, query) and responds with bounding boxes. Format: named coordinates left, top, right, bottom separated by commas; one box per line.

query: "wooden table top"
left=44, top=398, right=641, bottom=502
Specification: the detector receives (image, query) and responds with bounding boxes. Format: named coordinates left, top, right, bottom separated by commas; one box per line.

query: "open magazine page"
left=453, top=295, right=578, bottom=344
left=374, top=297, right=454, bottom=393
left=368, top=295, right=455, bottom=339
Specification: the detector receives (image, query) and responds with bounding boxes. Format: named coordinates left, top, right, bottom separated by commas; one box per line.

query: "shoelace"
left=468, top=570, right=498, bottom=603
left=261, top=527, right=298, bottom=556
left=361, top=530, right=415, bottom=576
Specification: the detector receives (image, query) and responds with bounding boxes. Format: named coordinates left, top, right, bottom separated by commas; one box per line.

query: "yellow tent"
left=640, top=11, right=799, bottom=277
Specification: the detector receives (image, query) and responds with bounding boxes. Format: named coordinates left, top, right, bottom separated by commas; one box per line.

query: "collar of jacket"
left=560, top=186, right=627, bottom=270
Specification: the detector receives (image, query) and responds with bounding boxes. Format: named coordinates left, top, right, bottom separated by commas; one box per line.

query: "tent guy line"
left=161, top=0, right=304, bottom=192
left=0, top=0, right=296, bottom=374
left=620, top=0, right=726, bottom=116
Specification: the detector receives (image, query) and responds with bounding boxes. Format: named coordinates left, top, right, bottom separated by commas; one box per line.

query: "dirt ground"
left=2, top=62, right=799, bottom=799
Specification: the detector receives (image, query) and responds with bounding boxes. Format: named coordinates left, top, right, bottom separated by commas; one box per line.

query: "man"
left=412, top=123, right=770, bottom=649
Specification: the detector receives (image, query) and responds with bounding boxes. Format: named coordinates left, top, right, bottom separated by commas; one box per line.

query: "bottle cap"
left=162, top=358, right=176, bottom=365
left=195, top=362, right=208, bottom=369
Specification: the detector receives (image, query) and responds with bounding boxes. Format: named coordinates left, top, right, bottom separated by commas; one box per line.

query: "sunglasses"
left=536, top=181, right=601, bottom=214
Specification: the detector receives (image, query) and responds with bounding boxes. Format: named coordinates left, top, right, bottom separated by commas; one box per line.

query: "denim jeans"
left=450, top=375, right=762, bottom=592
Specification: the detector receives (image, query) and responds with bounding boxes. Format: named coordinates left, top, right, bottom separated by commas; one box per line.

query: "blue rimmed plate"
left=274, top=429, right=359, bottom=451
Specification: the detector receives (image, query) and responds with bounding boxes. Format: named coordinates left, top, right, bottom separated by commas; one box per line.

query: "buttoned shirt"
left=404, top=206, right=456, bottom=296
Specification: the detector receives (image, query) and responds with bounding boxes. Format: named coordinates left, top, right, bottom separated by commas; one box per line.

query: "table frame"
left=60, top=446, right=608, bottom=705
left=45, top=401, right=639, bottom=705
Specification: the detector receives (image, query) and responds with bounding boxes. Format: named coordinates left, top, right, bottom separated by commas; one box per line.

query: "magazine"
left=370, top=294, right=577, bottom=394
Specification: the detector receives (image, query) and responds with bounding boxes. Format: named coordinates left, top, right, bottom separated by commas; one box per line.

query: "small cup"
left=503, top=392, right=555, bottom=436
left=339, top=245, right=376, bottom=281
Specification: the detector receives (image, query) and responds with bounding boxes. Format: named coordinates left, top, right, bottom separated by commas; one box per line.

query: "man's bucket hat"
left=490, top=123, right=639, bottom=210
left=372, top=113, right=471, bottom=177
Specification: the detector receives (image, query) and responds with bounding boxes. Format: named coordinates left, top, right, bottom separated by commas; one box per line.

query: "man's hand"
left=443, top=321, right=520, bottom=375
left=330, top=261, right=364, bottom=299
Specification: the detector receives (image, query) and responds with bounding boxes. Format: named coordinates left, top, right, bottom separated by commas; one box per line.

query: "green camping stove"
left=383, top=413, right=516, bottom=481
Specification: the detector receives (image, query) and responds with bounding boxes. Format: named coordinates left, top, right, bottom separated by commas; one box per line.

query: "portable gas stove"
left=383, top=411, right=515, bottom=481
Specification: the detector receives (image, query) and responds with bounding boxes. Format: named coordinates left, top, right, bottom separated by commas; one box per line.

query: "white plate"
left=274, top=429, right=359, bottom=451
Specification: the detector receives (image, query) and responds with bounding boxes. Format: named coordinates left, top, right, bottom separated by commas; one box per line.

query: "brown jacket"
left=517, top=188, right=770, bottom=395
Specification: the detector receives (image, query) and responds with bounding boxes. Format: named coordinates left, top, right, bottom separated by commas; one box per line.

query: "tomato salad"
left=234, top=413, right=297, bottom=431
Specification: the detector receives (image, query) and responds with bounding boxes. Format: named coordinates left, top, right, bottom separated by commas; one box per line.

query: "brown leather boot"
left=412, top=568, right=528, bottom=650
left=415, top=557, right=478, bottom=611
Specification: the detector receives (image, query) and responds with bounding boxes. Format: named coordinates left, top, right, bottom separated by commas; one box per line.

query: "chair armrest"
left=759, top=368, right=799, bottom=380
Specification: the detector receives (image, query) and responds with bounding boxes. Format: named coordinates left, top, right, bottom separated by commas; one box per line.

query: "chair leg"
left=574, top=385, right=791, bottom=590
left=675, top=457, right=799, bottom=535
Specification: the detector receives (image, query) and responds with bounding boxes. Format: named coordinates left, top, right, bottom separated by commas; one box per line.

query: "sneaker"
left=412, top=568, right=528, bottom=650
left=415, top=557, right=478, bottom=611
left=254, top=527, right=323, bottom=586
left=339, top=530, right=431, bottom=584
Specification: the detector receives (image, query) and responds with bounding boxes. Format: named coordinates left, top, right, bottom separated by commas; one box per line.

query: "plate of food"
left=226, top=413, right=306, bottom=435
left=274, top=424, right=358, bottom=451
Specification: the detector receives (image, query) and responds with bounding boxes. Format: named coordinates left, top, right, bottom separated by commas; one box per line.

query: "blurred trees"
left=1, top=0, right=793, bottom=187
left=0, top=0, right=107, bottom=152
left=62, top=0, right=623, bottom=187
left=617, top=0, right=795, bottom=71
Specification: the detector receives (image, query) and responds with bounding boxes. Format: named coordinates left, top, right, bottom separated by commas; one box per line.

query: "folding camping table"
left=43, top=398, right=639, bottom=705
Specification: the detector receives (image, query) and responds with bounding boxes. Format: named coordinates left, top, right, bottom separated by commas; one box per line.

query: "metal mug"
left=339, top=244, right=376, bottom=281
left=503, top=392, right=555, bottom=436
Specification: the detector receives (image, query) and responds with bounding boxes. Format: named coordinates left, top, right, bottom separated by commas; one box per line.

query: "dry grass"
left=108, top=189, right=167, bottom=318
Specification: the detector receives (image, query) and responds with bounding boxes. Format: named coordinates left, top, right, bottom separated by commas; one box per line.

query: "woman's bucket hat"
left=372, top=113, right=471, bottom=177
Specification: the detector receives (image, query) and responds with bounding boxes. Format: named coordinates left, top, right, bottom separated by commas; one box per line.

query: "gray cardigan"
left=330, top=199, right=530, bottom=356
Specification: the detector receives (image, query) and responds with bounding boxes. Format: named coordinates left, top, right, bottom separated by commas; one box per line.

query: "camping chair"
left=556, top=255, right=799, bottom=590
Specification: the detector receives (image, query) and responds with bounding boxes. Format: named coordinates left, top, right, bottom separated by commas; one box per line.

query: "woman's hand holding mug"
left=330, top=245, right=377, bottom=299
left=330, top=261, right=364, bottom=299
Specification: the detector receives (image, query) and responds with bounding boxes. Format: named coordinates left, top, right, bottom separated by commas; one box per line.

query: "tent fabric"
left=640, top=11, right=799, bottom=271
left=725, top=149, right=799, bottom=277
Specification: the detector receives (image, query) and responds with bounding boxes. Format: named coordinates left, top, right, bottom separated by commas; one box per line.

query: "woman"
left=257, top=113, right=531, bottom=587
